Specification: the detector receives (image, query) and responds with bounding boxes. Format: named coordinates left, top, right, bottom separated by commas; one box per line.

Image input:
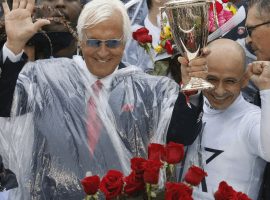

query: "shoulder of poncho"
left=23, top=57, right=78, bottom=74
left=118, top=68, right=178, bottom=87
left=33, top=57, right=75, bottom=68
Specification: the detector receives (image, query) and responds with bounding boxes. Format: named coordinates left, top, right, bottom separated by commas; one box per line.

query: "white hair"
left=77, top=0, right=130, bottom=43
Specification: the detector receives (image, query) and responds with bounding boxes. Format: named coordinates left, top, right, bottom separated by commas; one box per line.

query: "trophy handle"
left=159, top=7, right=166, bottom=36
left=212, top=0, right=219, bottom=30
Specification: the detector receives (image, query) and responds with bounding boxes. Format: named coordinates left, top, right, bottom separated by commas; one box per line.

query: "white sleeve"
left=248, top=90, right=270, bottom=162
left=2, top=43, right=24, bottom=63
left=259, top=90, right=270, bottom=161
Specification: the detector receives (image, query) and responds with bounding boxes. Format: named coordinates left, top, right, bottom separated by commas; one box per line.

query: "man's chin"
left=207, top=95, right=232, bottom=110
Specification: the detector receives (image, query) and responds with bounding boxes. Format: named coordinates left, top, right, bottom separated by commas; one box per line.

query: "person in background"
left=244, top=0, right=270, bottom=198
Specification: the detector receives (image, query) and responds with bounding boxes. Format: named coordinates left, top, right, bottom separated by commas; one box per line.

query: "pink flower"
left=122, top=104, right=135, bottom=112
left=209, top=9, right=233, bottom=33
left=223, top=9, right=233, bottom=21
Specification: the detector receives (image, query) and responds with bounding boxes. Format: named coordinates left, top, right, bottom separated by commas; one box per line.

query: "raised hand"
left=2, top=0, right=50, bottom=55
left=247, top=61, right=270, bottom=91
left=178, top=48, right=211, bottom=86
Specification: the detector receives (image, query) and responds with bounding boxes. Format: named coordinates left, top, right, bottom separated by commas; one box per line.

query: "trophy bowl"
left=160, top=0, right=216, bottom=92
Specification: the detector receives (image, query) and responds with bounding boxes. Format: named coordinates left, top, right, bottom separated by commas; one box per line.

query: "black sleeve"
left=166, top=92, right=203, bottom=146
left=0, top=50, right=28, bottom=117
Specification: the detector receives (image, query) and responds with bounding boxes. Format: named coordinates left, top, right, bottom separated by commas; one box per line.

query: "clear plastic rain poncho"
left=0, top=55, right=179, bottom=200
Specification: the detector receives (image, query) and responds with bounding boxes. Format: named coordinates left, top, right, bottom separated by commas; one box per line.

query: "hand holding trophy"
left=160, top=0, right=218, bottom=92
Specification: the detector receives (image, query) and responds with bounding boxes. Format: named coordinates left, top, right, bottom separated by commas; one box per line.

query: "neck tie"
left=87, top=80, right=103, bottom=157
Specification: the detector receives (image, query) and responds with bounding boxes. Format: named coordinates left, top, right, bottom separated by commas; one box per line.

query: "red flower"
left=236, top=192, right=252, bottom=200
left=210, top=1, right=223, bottom=14
left=124, top=171, right=145, bottom=195
left=122, top=104, right=135, bottom=112
left=100, top=170, right=124, bottom=199
left=132, top=27, right=152, bottom=44
left=222, top=0, right=229, bottom=3
left=164, top=40, right=174, bottom=55
left=165, top=142, right=185, bottom=164
left=80, top=175, right=100, bottom=195
left=165, top=182, right=193, bottom=200
left=214, top=181, right=237, bottom=200
left=184, top=165, right=208, bottom=186
left=142, top=159, right=163, bottom=184
left=148, top=143, right=166, bottom=161
left=130, top=157, right=147, bottom=181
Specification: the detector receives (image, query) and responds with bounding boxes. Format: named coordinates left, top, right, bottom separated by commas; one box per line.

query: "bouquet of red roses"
left=80, top=142, right=251, bottom=200
left=80, top=142, right=208, bottom=200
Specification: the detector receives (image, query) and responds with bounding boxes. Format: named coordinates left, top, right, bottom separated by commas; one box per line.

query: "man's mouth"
left=211, top=94, right=230, bottom=101
left=97, top=59, right=109, bottom=63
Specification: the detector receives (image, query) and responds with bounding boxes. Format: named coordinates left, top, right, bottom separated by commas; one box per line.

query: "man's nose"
left=97, top=42, right=109, bottom=58
left=55, top=0, right=66, bottom=9
left=214, top=83, right=226, bottom=96
left=246, top=35, right=252, bottom=45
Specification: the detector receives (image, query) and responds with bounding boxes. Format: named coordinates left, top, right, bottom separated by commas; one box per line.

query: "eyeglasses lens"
left=86, top=39, right=102, bottom=49
left=106, top=40, right=121, bottom=48
left=86, top=39, right=121, bottom=49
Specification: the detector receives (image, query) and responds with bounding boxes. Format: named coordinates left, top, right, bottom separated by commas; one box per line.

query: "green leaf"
left=151, top=191, right=157, bottom=198
left=160, top=39, right=166, bottom=47
left=149, top=71, right=158, bottom=75
left=156, top=61, right=169, bottom=74
left=86, top=196, right=92, bottom=200
left=163, top=17, right=168, bottom=25
left=93, top=194, right=99, bottom=199
left=166, top=36, right=173, bottom=41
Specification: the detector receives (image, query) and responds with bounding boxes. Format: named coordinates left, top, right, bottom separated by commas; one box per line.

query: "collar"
left=203, top=93, right=243, bottom=115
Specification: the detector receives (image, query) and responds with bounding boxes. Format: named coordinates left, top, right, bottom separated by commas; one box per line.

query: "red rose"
left=164, top=40, right=174, bottom=55
left=184, top=165, right=208, bottom=186
left=148, top=143, right=166, bottom=161
left=236, top=192, right=252, bottom=200
left=214, top=181, right=237, bottom=200
left=80, top=175, right=100, bottom=195
left=222, top=0, right=229, bottom=3
left=100, top=170, right=124, bottom=199
left=166, top=182, right=193, bottom=196
left=210, top=1, right=223, bottom=14
left=124, top=171, right=145, bottom=195
left=142, top=159, right=163, bottom=184
left=165, top=182, right=193, bottom=200
left=165, top=142, right=185, bottom=164
left=132, top=27, right=152, bottom=44
left=130, top=157, right=147, bottom=181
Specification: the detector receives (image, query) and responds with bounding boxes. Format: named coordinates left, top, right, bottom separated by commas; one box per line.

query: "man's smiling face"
left=202, top=39, right=249, bottom=110
left=80, top=10, right=125, bottom=78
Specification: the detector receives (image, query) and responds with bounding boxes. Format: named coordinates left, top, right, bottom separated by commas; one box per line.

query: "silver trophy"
left=160, top=0, right=218, bottom=92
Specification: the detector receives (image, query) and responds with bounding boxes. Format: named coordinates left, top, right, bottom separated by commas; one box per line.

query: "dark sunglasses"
left=245, top=21, right=270, bottom=36
left=84, top=34, right=123, bottom=49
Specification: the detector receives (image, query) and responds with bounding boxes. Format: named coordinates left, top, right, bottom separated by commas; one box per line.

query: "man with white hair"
left=0, top=0, right=206, bottom=199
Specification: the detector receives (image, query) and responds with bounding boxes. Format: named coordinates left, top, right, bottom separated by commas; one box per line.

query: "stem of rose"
left=147, top=48, right=155, bottom=66
left=146, top=183, right=151, bottom=200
